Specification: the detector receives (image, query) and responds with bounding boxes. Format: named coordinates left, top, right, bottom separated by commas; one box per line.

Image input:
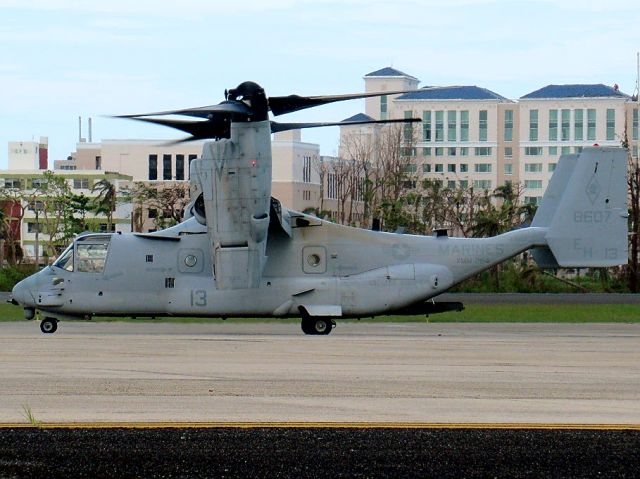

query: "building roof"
left=364, top=67, right=418, bottom=80
left=520, top=84, right=629, bottom=99
left=396, top=85, right=509, bottom=101
left=342, top=113, right=375, bottom=122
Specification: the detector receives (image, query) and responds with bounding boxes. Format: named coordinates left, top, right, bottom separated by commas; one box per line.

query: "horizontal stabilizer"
left=530, top=246, right=560, bottom=269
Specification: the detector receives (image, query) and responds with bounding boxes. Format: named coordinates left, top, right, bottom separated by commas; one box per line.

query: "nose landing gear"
left=40, top=318, right=58, bottom=334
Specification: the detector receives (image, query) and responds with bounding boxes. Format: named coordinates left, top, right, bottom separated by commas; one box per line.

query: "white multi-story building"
left=8, top=137, right=48, bottom=170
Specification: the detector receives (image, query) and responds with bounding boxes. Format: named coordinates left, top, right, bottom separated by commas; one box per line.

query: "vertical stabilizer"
left=540, top=147, right=628, bottom=267
left=531, top=154, right=578, bottom=227
left=530, top=154, right=577, bottom=268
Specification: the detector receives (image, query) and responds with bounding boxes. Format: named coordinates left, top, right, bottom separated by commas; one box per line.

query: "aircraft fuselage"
left=12, top=214, right=547, bottom=322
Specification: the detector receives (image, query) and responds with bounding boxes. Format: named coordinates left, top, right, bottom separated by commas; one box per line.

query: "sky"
left=1, top=0, right=640, bottom=168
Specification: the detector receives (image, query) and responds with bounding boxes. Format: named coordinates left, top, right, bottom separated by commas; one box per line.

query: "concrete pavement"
left=1, top=321, right=638, bottom=424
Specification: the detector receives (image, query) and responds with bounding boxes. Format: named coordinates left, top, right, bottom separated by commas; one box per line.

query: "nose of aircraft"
left=11, top=276, right=36, bottom=307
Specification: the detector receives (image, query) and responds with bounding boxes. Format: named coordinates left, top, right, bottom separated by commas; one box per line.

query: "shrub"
left=0, top=266, right=34, bottom=292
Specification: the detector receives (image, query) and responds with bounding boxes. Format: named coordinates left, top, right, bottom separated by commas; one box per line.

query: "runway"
left=0, top=321, right=638, bottom=425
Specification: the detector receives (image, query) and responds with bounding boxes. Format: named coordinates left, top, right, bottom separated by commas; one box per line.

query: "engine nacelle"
left=189, top=120, right=272, bottom=289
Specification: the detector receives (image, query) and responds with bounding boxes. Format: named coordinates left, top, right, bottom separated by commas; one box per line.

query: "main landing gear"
left=40, top=318, right=58, bottom=334
left=300, top=316, right=335, bottom=335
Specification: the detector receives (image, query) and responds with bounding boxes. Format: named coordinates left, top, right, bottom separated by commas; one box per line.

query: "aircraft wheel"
left=300, top=315, right=334, bottom=335
left=313, top=318, right=332, bottom=335
left=40, top=318, right=58, bottom=334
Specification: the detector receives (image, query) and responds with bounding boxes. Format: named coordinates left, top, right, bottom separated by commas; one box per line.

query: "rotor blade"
left=116, top=101, right=251, bottom=119
left=270, top=117, right=421, bottom=133
left=268, top=89, right=419, bottom=116
left=162, top=136, right=200, bottom=145
left=122, top=116, right=230, bottom=140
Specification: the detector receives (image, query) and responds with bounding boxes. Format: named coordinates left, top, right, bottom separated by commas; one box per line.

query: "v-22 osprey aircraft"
left=11, top=81, right=629, bottom=334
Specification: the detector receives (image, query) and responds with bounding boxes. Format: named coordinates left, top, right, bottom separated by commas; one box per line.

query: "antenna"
left=636, top=52, right=639, bottom=102
left=88, top=117, right=93, bottom=142
left=78, top=116, right=82, bottom=142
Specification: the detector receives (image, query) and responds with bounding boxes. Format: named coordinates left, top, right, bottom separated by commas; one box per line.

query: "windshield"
left=75, top=235, right=111, bottom=273
left=54, top=244, right=74, bottom=272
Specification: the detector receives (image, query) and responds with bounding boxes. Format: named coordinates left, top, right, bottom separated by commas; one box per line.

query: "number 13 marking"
left=190, top=289, right=207, bottom=307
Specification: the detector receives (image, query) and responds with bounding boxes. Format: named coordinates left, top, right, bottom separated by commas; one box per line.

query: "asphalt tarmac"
left=1, top=426, right=638, bottom=478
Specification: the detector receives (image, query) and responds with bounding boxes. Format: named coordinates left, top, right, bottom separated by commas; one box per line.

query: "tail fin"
left=531, top=147, right=628, bottom=268
left=531, top=154, right=578, bottom=228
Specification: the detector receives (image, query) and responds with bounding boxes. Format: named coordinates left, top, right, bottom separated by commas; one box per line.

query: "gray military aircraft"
left=11, top=81, right=629, bottom=334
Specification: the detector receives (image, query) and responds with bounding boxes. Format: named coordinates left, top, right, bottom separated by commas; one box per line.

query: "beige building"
left=353, top=67, right=639, bottom=207
left=55, top=141, right=205, bottom=233
left=271, top=130, right=321, bottom=212
left=518, top=84, right=633, bottom=203
left=319, top=154, right=366, bottom=225
left=55, top=140, right=203, bottom=181
left=54, top=134, right=325, bottom=231
left=360, top=67, right=516, bottom=194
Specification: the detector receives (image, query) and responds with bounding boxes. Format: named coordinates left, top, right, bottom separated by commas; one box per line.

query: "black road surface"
left=0, top=427, right=638, bottom=478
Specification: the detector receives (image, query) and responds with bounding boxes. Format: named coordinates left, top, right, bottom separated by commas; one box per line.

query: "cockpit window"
left=75, top=235, right=111, bottom=274
left=54, top=244, right=74, bottom=272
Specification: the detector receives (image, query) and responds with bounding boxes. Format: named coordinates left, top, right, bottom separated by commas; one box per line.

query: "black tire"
left=40, top=318, right=58, bottom=334
left=300, top=313, right=334, bottom=335
left=301, top=317, right=315, bottom=335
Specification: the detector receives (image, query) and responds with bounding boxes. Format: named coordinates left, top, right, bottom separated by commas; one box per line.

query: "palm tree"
left=493, top=182, right=520, bottom=228
left=92, top=179, right=117, bottom=232
left=472, top=207, right=504, bottom=238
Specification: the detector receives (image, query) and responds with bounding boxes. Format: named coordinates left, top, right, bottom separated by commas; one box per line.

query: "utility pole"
left=34, top=208, right=39, bottom=270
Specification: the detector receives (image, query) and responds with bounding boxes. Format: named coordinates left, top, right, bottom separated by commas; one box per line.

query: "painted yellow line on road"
left=0, top=422, right=639, bottom=430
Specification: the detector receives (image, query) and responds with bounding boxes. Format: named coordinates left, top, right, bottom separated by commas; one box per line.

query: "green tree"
left=128, top=182, right=190, bottom=230
left=622, top=122, right=640, bottom=292
left=419, top=179, right=447, bottom=234
left=34, top=171, right=75, bottom=258
left=372, top=124, right=418, bottom=231
left=66, top=193, right=93, bottom=235
left=470, top=184, right=533, bottom=289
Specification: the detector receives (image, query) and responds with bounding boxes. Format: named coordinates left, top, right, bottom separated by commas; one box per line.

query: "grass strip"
left=1, top=303, right=638, bottom=323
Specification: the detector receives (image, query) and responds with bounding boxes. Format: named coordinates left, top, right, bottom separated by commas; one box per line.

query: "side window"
left=75, top=236, right=111, bottom=273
